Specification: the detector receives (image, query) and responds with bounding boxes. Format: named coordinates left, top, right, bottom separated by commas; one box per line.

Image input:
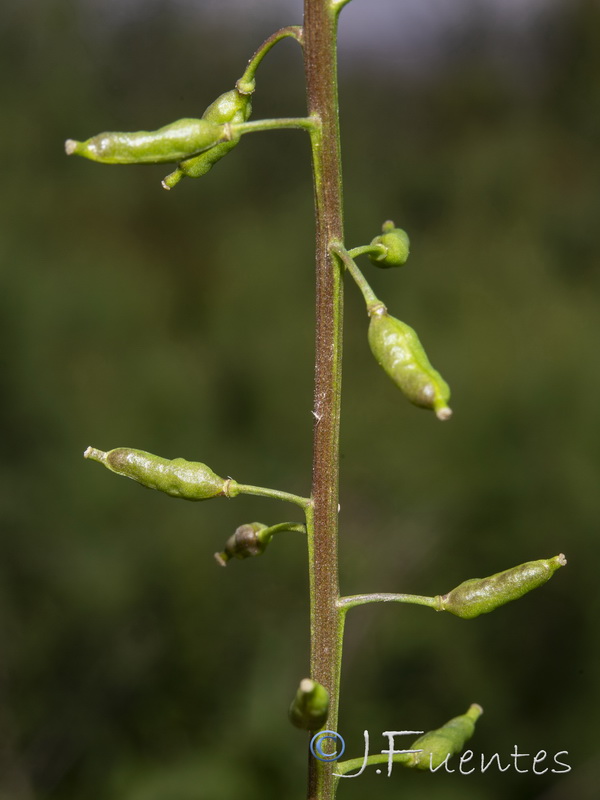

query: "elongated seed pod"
left=368, top=309, right=452, bottom=419
left=214, top=522, right=270, bottom=566
left=65, top=118, right=224, bottom=164
left=288, top=678, right=329, bottom=731
left=437, top=554, right=567, bottom=619
left=84, top=446, right=238, bottom=500
left=369, top=220, right=410, bottom=268
left=407, top=704, right=483, bottom=770
left=162, top=89, right=252, bottom=189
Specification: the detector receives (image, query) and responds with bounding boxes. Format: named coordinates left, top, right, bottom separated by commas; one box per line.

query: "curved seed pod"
left=65, top=118, right=224, bottom=165
left=369, top=220, right=410, bottom=268
left=83, top=446, right=238, bottom=500
left=288, top=678, right=329, bottom=731
left=162, top=89, right=252, bottom=189
left=214, top=522, right=271, bottom=567
left=407, top=704, right=483, bottom=770
left=437, top=554, right=567, bottom=619
left=368, top=309, right=452, bottom=420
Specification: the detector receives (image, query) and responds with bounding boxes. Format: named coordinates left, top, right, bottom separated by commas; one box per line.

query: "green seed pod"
left=437, top=554, right=567, bottom=619
left=65, top=118, right=224, bottom=165
left=288, top=678, right=330, bottom=731
left=368, top=309, right=452, bottom=419
left=214, top=522, right=271, bottom=567
left=162, top=89, right=252, bottom=189
left=202, top=89, right=252, bottom=126
left=83, top=446, right=238, bottom=500
left=407, top=704, right=483, bottom=770
left=369, top=220, right=410, bottom=268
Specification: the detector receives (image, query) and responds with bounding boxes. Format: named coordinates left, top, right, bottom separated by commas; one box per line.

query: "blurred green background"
left=1, top=0, right=599, bottom=798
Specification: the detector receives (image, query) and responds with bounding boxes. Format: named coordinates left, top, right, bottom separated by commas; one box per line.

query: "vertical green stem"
left=303, top=1, right=345, bottom=798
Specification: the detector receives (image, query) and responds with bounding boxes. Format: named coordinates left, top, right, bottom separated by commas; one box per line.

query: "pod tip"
left=214, top=551, right=229, bottom=567
left=435, top=405, right=453, bottom=421
left=300, top=678, right=315, bottom=693
left=556, top=553, right=567, bottom=566
left=64, top=139, right=79, bottom=155
left=162, top=169, right=183, bottom=190
left=83, top=446, right=107, bottom=463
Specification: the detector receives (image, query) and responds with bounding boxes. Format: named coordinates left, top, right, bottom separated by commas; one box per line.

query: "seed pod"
left=202, top=89, right=253, bottom=126
left=288, top=678, right=329, bottom=731
left=368, top=309, right=452, bottom=419
left=162, top=89, right=252, bottom=189
left=437, top=555, right=567, bottom=619
left=407, top=704, right=483, bottom=770
left=369, top=220, right=410, bottom=268
left=65, top=118, right=224, bottom=165
left=83, top=446, right=238, bottom=500
left=214, top=522, right=271, bottom=567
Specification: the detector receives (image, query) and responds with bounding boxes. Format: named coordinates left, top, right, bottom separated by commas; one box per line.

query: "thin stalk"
left=265, top=522, right=307, bottom=536
left=347, top=244, right=385, bottom=260
left=330, top=242, right=383, bottom=312
left=338, top=592, right=440, bottom=611
left=237, top=26, right=303, bottom=94
left=234, top=482, right=311, bottom=509
left=303, top=1, right=345, bottom=798
left=231, top=116, right=317, bottom=135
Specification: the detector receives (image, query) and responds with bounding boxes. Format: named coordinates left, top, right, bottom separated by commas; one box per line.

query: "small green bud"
left=162, top=89, right=252, bottom=189
left=406, top=704, right=483, bottom=770
left=437, top=555, right=567, bottom=619
left=368, top=308, right=452, bottom=419
left=214, top=522, right=271, bottom=567
left=369, top=220, right=410, bottom=268
left=84, top=446, right=237, bottom=500
left=288, top=678, right=329, bottom=731
left=65, top=118, right=224, bottom=165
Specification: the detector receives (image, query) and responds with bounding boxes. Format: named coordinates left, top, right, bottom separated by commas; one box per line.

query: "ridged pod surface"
left=84, top=446, right=236, bottom=500
left=438, top=555, right=567, bottom=619
left=65, top=118, right=224, bottom=164
left=163, top=89, right=252, bottom=188
left=407, top=704, right=483, bottom=770
left=368, top=309, right=451, bottom=419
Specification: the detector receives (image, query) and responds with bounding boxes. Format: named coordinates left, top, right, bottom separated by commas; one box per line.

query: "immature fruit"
left=163, top=89, right=252, bottom=188
left=84, top=446, right=237, bottom=500
left=437, top=554, right=567, bottom=619
left=368, top=308, right=451, bottom=419
left=369, top=220, right=410, bottom=268
left=288, top=678, right=329, bottom=731
left=407, top=704, right=483, bottom=770
left=65, top=118, right=224, bottom=164
left=214, top=522, right=270, bottom=566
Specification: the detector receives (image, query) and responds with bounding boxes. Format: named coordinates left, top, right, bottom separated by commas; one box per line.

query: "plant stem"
left=303, top=1, right=345, bottom=798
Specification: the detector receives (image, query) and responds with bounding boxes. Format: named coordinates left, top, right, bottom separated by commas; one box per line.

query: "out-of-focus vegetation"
left=1, top=1, right=599, bottom=798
